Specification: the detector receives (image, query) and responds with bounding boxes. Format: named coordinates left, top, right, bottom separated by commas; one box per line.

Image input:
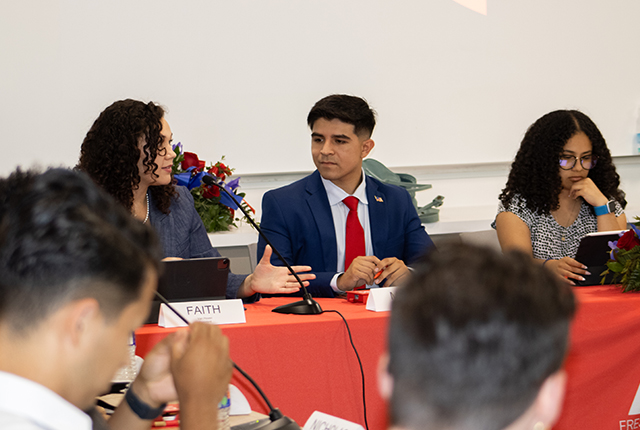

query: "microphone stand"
left=155, top=291, right=301, bottom=430
left=202, top=174, right=322, bottom=315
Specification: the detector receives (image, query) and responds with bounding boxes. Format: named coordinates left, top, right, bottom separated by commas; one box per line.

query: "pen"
left=153, top=420, right=180, bottom=428
left=374, top=268, right=384, bottom=280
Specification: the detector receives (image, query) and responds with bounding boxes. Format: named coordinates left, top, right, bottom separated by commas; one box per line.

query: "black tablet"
left=573, top=230, right=626, bottom=286
left=145, top=257, right=229, bottom=324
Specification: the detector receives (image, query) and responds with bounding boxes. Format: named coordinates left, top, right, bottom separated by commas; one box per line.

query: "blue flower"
left=219, top=182, right=242, bottom=210
left=226, top=177, right=240, bottom=191
left=172, top=142, right=183, bottom=154
left=174, top=166, right=204, bottom=190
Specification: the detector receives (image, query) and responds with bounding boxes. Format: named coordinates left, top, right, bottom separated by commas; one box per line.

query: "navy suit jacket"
left=257, top=171, right=435, bottom=297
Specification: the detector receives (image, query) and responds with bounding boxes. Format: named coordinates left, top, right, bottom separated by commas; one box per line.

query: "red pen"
left=153, top=420, right=180, bottom=428
left=374, top=268, right=384, bottom=280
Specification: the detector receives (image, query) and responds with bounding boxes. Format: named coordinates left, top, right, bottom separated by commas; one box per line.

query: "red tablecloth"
left=136, top=286, right=640, bottom=430
left=136, top=297, right=389, bottom=430
left=555, top=285, right=640, bottom=430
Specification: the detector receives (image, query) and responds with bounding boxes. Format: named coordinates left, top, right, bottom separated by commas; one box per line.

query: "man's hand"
left=170, top=322, right=232, bottom=405
left=240, top=245, right=316, bottom=297
left=127, top=333, right=180, bottom=409
left=108, top=324, right=232, bottom=430
left=337, top=256, right=380, bottom=291
left=374, top=257, right=410, bottom=287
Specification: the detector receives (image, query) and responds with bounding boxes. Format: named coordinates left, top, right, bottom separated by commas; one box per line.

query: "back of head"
left=500, top=109, right=623, bottom=214
left=388, top=242, right=575, bottom=430
left=77, top=99, right=166, bottom=211
left=0, top=168, right=161, bottom=333
left=307, top=94, right=376, bottom=139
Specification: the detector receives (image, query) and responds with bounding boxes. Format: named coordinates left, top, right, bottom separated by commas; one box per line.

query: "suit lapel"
left=366, top=177, right=388, bottom=256
left=306, top=171, right=338, bottom=271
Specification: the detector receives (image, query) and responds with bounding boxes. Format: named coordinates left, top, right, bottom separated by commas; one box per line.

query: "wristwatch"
left=594, top=201, right=615, bottom=216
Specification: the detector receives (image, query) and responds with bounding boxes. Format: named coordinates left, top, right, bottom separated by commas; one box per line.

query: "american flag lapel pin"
left=374, top=196, right=383, bottom=202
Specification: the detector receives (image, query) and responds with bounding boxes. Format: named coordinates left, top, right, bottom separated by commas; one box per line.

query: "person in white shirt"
left=0, top=168, right=231, bottom=430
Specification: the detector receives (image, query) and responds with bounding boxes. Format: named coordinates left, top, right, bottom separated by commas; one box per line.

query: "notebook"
left=145, top=257, right=230, bottom=324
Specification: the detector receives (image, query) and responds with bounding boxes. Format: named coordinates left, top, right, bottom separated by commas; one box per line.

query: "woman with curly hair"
left=78, top=99, right=314, bottom=299
left=493, top=109, right=627, bottom=284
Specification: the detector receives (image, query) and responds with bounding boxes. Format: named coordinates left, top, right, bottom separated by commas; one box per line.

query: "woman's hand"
left=544, top=257, right=590, bottom=285
left=239, top=245, right=316, bottom=297
left=569, top=178, right=608, bottom=207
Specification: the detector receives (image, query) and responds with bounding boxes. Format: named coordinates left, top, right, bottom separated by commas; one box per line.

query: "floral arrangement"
left=601, top=221, right=640, bottom=292
left=171, top=143, right=256, bottom=233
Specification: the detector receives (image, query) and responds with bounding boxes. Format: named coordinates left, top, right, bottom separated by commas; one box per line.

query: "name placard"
left=158, top=299, right=246, bottom=327
left=303, top=411, right=364, bottom=430
left=365, top=287, right=397, bottom=312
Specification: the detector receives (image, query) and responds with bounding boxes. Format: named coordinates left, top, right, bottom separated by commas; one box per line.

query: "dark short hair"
left=0, top=168, right=162, bottom=332
left=307, top=94, right=376, bottom=139
left=78, top=99, right=175, bottom=214
left=499, top=109, right=625, bottom=214
left=388, top=243, right=575, bottom=430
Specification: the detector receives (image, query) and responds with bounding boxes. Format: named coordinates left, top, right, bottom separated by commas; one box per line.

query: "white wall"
left=2, top=0, right=640, bottom=178
left=235, top=156, right=640, bottom=236
left=2, top=1, right=640, bottom=231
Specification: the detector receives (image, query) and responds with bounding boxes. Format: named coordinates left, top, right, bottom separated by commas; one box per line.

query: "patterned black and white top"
left=491, top=194, right=624, bottom=260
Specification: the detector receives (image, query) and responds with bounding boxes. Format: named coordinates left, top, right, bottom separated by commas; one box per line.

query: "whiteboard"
left=1, top=0, right=639, bottom=176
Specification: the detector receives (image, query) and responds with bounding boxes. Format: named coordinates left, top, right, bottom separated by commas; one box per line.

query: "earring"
left=533, top=422, right=546, bottom=430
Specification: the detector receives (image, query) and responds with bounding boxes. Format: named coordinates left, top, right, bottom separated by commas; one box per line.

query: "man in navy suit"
left=257, top=95, right=435, bottom=297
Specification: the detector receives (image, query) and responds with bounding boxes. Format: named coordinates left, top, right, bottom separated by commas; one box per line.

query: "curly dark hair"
left=77, top=99, right=175, bottom=214
left=499, top=110, right=625, bottom=215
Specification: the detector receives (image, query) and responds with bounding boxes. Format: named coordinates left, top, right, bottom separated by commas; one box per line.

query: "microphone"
left=155, top=291, right=301, bottom=430
left=201, top=174, right=322, bottom=315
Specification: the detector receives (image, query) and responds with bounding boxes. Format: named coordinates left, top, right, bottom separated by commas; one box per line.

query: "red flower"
left=228, top=208, right=235, bottom=218
left=207, top=165, right=226, bottom=181
left=182, top=152, right=205, bottom=171
left=244, top=201, right=256, bottom=214
left=202, top=185, right=220, bottom=199
left=617, top=230, right=640, bottom=251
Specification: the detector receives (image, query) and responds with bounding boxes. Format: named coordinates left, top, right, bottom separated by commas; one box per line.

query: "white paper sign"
left=158, top=299, right=245, bottom=327
left=303, top=411, right=365, bottom=430
left=366, top=286, right=398, bottom=312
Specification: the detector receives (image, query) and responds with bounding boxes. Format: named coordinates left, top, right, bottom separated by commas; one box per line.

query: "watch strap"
left=594, top=201, right=614, bottom=216
left=124, top=387, right=167, bottom=420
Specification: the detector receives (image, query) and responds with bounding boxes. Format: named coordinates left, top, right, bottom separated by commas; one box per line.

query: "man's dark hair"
left=388, top=243, right=576, bottom=430
left=307, top=94, right=376, bottom=139
left=0, top=168, right=162, bottom=332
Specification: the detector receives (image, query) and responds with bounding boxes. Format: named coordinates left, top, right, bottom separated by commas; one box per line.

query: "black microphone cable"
left=200, top=173, right=369, bottom=430
left=154, top=291, right=293, bottom=427
left=323, top=309, right=369, bottom=430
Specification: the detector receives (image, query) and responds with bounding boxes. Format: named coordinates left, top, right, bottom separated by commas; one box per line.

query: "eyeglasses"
left=559, top=154, right=597, bottom=170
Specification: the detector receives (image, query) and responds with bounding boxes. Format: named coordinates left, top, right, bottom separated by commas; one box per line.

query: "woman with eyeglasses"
left=78, top=99, right=315, bottom=300
left=493, top=110, right=626, bottom=284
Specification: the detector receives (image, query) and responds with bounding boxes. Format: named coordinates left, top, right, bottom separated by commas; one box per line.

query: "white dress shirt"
left=0, top=371, right=92, bottom=430
left=320, top=170, right=375, bottom=291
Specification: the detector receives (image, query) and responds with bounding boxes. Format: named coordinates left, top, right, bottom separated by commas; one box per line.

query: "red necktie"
left=343, top=196, right=365, bottom=289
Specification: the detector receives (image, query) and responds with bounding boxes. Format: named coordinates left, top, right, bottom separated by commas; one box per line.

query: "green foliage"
left=171, top=143, right=257, bottom=233
left=191, top=187, right=234, bottom=232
